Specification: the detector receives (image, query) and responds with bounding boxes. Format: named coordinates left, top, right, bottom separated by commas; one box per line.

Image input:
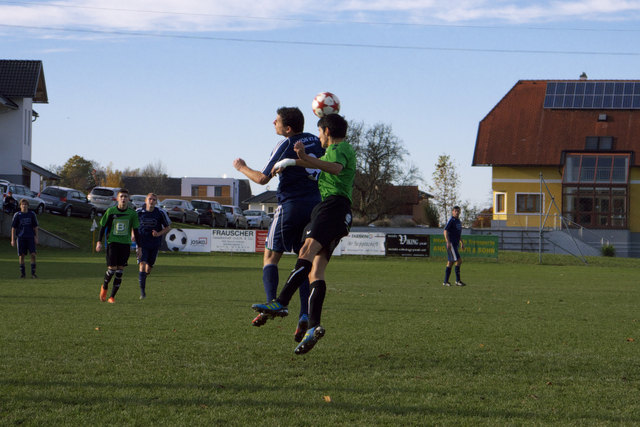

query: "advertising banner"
left=385, top=234, right=430, bottom=257
left=255, top=230, right=268, bottom=253
left=211, top=229, right=256, bottom=253
left=430, top=235, right=498, bottom=258
left=162, top=228, right=212, bottom=252
left=340, top=232, right=386, bottom=256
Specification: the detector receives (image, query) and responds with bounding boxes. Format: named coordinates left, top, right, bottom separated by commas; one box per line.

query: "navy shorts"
left=266, top=199, right=319, bottom=254
left=304, top=195, right=352, bottom=260
left=106, top=242, right=131, bottom=267
left=139, top=246, right=160, bottom=267
left=447, top=244, right=461, bottom=262
left=16, top=238, right=36, bottom=256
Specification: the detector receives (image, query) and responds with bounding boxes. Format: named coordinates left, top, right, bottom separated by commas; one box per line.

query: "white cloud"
left=1, top=0, right=640, bottom=35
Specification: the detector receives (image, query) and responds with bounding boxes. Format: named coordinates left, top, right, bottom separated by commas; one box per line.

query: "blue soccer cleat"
left=251, top=300, right=288, bottom=317
left=294, top=325, right=325, bottom=355
left=294, top=314, right=309, bottom=343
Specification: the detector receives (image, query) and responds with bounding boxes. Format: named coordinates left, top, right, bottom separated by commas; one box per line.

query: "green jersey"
left=100, top=205, right=140, bottom=245
left=318, top=141, right=356, bottom=203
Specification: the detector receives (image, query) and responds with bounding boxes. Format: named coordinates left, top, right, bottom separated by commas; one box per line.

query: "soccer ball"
left=312, top=92, right=340, bottom=118
left=165, top=228, right=188, bottom=252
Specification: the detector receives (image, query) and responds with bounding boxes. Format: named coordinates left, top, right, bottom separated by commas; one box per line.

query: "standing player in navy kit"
left=443, top=205, right=466, bottom=287
left=136, top=193, right=172, bottom=299
left=233, top=106, right=324, bottom=342
left=11, top=198, right=39, bottom=278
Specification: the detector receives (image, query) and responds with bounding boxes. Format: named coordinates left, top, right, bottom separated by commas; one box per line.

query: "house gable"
left=473, top=80, right=640, bottom=168
left=0, top=60, right=48, bottom=103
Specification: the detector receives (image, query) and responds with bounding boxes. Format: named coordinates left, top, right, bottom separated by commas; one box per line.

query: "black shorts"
left=139, top=246, right=160, bottom=267
left=17, top=238, right=36, bottom=256
left=106, top=242, right=131, bottom=267
left=304, top=195, right=352, bottom=260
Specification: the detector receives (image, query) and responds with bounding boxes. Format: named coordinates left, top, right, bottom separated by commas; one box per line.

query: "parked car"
left=160, top=199, right=199, bottom=224
left=243, top=209, right=272, bottom=229
left=222, top=205, right=248, bottom=229
left=130, top=194, right=147, bottom=209
left=88, top=186, right=121, bottom=213
left=0, top=181, right=46, bottom=214
left=38, top=186, right=96, bottom=218
left=191, top=199, right=227, bottom=228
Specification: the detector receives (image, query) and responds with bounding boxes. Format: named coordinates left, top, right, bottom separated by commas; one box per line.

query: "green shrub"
left=601, top=243, right=616, bottom=257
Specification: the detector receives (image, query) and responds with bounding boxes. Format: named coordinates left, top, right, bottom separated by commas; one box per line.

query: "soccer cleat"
left=31, top=273, right=38, bottom=279
left=140, top=289, right=146, bottom=300
left=107, top=297, right=115, bottom=304
left=294, top=315, right=309, bottom=343
left=251, top=301, right=288, bottom=317
left=100, top=286, right=108, bottom=302
left=20, top=273, right=25, bottom=279
left=294, top=325, right=325, bottom=355
left=443, top=282, right=451, bottom=287
left=251, top=312, right=270, bottom=327
left=455, top=281, right=467, bottom=287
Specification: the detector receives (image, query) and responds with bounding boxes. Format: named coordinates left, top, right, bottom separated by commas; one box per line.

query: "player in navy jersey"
left=443, top=206, right=466, bottom=286
left=11, top=199, right=39, bottom=278
left=233, top=106, right=325, bottom=342
left=136, top=193, right=172, bottom=299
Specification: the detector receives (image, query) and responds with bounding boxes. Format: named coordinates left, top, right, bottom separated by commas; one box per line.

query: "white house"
left=0, top=60, right=59, bottom=191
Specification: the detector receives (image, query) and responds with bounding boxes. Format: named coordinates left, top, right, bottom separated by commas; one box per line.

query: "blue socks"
left=262, top=264, right=279, bottom=301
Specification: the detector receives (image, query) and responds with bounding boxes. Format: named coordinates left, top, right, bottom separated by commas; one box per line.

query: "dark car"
left=191, top=199, right=227, bottom=228
left=160, top=199, right=199, bottom=224
left=38, top=186, right=97, bottom=218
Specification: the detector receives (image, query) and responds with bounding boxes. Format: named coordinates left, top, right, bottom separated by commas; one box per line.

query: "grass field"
left=1, top=240, right=639, bottom=425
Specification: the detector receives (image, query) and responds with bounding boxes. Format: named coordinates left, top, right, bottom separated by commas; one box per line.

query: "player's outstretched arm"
left=233, top=158, right=271, bottom=185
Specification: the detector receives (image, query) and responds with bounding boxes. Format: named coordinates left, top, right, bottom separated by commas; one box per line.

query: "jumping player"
left=96, top=189, right=140, bottom=303
left=233, top=106, right=324, bottom=342
left=11, top=198, right=39, bottom=278
left=252, top=113, right=355, bottom=355
left=136, top=193, right=172, bottom=299
left=443, top=205, right=466, bottom=287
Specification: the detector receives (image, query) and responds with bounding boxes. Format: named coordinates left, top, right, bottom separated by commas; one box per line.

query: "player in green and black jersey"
left=96, top=189, right=140, bottom=303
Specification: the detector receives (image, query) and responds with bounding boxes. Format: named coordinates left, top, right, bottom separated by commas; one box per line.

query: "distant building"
left=0, top=59, right=59, bottom=191
left=473, top=79, right=640, bottom=256
left=181, top=177, right=252, bottom=208
left=243, top=191, right=278, bottom=213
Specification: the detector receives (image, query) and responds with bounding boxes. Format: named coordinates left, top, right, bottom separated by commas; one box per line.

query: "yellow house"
left=473, top=79, right=640, bottom=256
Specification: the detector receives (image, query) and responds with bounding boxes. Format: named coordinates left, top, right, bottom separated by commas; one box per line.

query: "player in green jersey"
left=96, top=189, right=140, bottom=303
left=252, top=113, right=356, bottom=355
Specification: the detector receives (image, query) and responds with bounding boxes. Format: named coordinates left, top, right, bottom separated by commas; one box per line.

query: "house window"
left=214, top=187, right=222, bottom=197
left=563, top=154, right=629, bottom=184
left=585, top=136, right=613, bottom=151
left=562, top=154, right=629, bottom=229
left=516, top=193, right=542, bottom=214
left=494, top=192, right=506, bottom=214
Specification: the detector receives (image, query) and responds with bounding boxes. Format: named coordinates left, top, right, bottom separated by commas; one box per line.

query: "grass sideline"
left=1, top=242, right=640, bottom=425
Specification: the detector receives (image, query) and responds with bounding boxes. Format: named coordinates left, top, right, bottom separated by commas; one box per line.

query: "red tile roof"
left=473, top=80, right=640, bottom=167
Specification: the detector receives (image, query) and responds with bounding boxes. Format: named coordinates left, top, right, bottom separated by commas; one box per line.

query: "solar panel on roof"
left=544, top=81, right=640, bottom=110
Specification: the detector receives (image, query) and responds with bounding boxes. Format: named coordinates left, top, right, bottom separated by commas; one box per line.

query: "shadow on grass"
left=1, top=378, right=635, bottom=423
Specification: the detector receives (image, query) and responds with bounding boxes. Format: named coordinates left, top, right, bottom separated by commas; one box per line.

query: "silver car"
left=243, top=209, right=272, bottom=229
left=223, top=205, right=248, bottom=229
left=1, top=181, right=47, bottom=214
left=88, top=186, right=121, bottom=213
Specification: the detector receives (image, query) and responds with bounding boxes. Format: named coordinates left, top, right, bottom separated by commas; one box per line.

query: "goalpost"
left=538, top=172, right=588, bottom=264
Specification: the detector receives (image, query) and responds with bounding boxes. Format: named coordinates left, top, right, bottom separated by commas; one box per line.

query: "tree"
left=102, top=163, right=124, bottom=187
left=347, top=121, right=422, bottom=223
left=58, top=155, right=96, bottom=191
left=139, top=161, right=169, bottom=194
left=429, top=154, right=460, bottom=224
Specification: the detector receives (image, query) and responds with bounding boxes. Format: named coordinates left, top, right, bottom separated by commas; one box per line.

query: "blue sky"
left=2, top=0, right=640, bottom=206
